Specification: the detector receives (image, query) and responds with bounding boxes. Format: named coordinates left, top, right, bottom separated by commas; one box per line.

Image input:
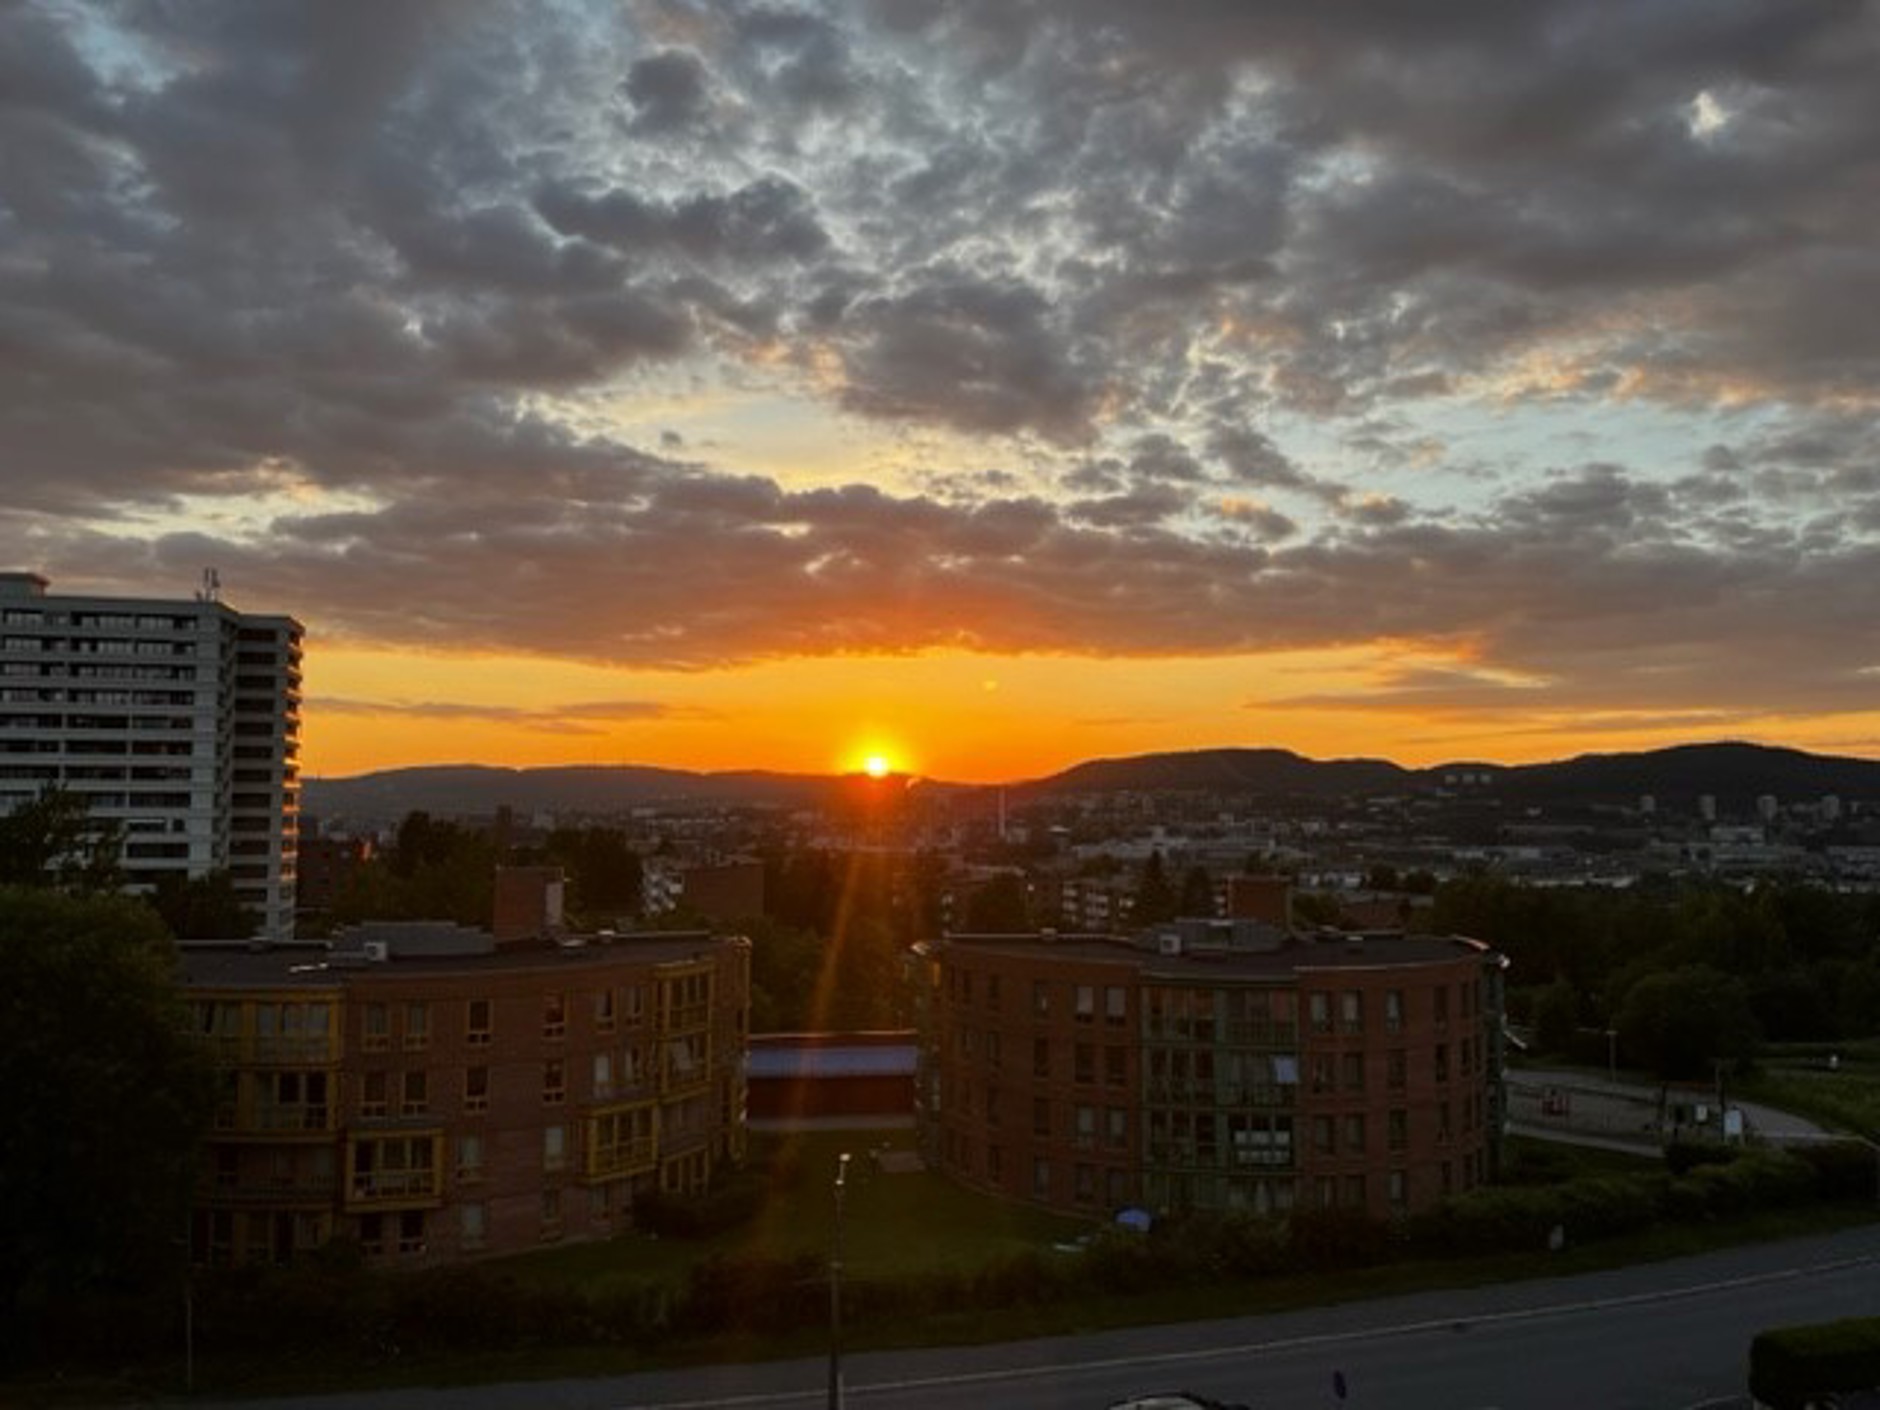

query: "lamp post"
left=828, top=1151, right=851, bottom=1410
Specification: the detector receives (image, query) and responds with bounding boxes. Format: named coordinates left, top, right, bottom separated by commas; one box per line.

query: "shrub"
left=1750, top=1317, right=1880, bottom=1410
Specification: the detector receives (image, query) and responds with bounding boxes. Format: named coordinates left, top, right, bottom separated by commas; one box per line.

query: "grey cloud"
left=625, top=49, right=714, bottom=131
left=835, top=273, right=1098, bottom=440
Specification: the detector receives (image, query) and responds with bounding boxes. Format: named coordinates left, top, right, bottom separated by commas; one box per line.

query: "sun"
left=863, top=753, right=891, bottom=779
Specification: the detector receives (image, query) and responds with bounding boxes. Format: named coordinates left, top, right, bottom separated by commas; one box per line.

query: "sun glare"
left=863, top=753, right=891, bottom=778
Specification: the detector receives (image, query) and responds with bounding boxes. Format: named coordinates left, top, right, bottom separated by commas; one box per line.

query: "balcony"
left=346, top=1167, right=442, bottom=1209
left=583, top=1137, right=657, bottom=1181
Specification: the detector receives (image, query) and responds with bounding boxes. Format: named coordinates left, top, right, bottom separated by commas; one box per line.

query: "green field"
left=1744, top=1045, right=1880, bottom=1140
left=489, top=1128, right=1087, bottom=1297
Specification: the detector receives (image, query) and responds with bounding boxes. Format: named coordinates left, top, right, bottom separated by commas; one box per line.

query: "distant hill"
left=302, top=764, right=844, bottom=823
left=301, top=741, right=1880, bottom=823
left=1020, top=747, right=1410, bottom=797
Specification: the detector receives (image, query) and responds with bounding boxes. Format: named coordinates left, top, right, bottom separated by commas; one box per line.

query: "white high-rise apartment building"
left=0, top=571, right=302, bottom=939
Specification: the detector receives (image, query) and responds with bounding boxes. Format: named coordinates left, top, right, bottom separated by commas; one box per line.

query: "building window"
left=1384, top=988, right=1404, bottom=1035
left=464, top=1065, right=489, bottom=1115
left=1032, top=1159, right=1051, bottom=1201
left=986, top=1031, right=1002, bottom=1070
left=1106, top=1106, right=1129, bottom=1150
left=1438, top=1101, right=1452, bottom=1144
left=544, top=1124, right=567, bottom=1173
left=1434, top=985, right=1449, bottom=1029
left=1315, top=1176, right=1337, bottom=1209
left=1075, top=1104, right=1097, bottom=1150
left=1074, top=985, right=1095, bottom=1024
left=1033, top=1096, right=1051, bottom=1138
left=1308, top=991, right=1331, bottom=1034
left=986, top=1085, right=1002, bottom=1128
left=1340, top=991, right=1363, bottom=1035
left=397, top=1210, right=425, bottom=1256
left=544, top=1058, right=566, bottom=1105
left=1074, top=1043, right=1095, bottom=1086
left=456, top=1135, right=485, bottom=1188
left=1312, top=1114, right=1335, bottom=1155
left=1388, top=1108, right=1409, bottom=1152
left=1033, top=1036, right=1051, bottom=1078
left=541, top=1188, right=562, bottom=1238
left=1343, top=1114, right=1366, bottom=1153
left=401, top=1070, right=427, bottom=1117
left=1104, top=1045, right=1126, bottom=1087
left=1341, top=1052, right=1366, bottom=1091
left=1388, top=1049, right=1407, bottom=1092
left=1388, top=1170, right=1408, bottom=1208
left=593, top=1052, right=614, bottom=1100
left=625, top=984, right=645, bottom=1025
left=1105, top=986, right=1127, bottom=1027
left=1435, top=1043, right=1450, bottom=1084
left=461, top=1202, right=486, bottom=1250
left=466, top=998, right=492, bottom=1046
left=1032, top=980, right=1050, bottom=1017
left=360, top=1069, right=388, bottom=1119
left=1310, top=1054, right=1335, bottom=1094
left=403, top=1002, right=429, bottom=1051
left=1074, top=1163, right=1096, bottom=1205
left=595, top=988, right=616, bottom=1033
left=543, top=992, right=566, bottom=1041
left=987, top=1144, right=1003, bottom=1182
left=987, top=974, right=1002, bottom=1011
left=1343, top=1174, right=1367, bottom=1209
left=363, top=1003, right=389, bottom=1052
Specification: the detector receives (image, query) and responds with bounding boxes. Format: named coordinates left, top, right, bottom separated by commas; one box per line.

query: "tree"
left=0, top=887, right=212, bottom=1354
left=0, top=789, right=124, bottom=893
left=965, top=872, right=1030, bottom=932
left=1133, top=850, right=1177, bottom=924
left=1616, top=965, right=1759, bottom=1079
left=148, top=868, right=260, bottom=939
left=1533, top=979, right=1580, bottom=1056
left=1179, top=865, right=1216, bottom=918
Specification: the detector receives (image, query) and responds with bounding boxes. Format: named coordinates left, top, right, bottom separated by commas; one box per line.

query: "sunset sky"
left=4, top=1, right=1878, bottom=783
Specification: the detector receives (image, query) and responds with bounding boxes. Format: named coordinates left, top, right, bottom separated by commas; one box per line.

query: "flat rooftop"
left=181, top=931, right=737, bottom=989
left=936, top=929, right=1492, bottom=979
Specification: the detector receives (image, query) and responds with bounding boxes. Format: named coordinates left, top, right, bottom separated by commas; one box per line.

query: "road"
left=194, top=1223, right=1880, bottom=1410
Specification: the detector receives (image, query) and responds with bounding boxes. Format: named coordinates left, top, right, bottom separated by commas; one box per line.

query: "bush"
left=1286, top=1208, right=1392, bottom=1269
left=1793, top=1141, right=1880, bottom=1202
left=634, top=1173, right=768, bottom=1239
left=1664, top=1139, right=1738, bottom=1176
left=1750, top=1317, right=1880, bottom=1410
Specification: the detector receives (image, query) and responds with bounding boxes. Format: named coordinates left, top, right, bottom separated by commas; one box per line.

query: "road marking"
left=613, top=1252, right=1879, bottom=1409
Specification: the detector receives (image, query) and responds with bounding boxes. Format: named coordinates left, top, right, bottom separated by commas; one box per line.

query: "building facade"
left=0, top=571, right=302, bottom=938
left=911, top=919, right=1505, bottom=1222
left=182, top=924, right=750, bottom=1266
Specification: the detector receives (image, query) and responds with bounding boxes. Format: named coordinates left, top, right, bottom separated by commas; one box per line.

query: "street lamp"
left=828, top=1151, right=851, bottom=1410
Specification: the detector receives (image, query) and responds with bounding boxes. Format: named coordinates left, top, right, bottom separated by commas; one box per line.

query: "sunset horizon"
left=6, top=3, right=1878, bottom=794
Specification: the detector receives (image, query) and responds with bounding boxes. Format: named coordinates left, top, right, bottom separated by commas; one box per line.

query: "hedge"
left=1749, top=1317, right=1880, bottom=1410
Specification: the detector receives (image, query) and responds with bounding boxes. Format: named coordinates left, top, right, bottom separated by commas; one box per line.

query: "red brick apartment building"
left=911, top=919, right=1506, bottom=1221
left=183, top=922, right=749, bottom=1266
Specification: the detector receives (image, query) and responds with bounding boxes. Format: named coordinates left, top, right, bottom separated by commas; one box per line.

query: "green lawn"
left=488, top=1128, right=1087, bottom=1296
left=1743, top=1055, right=1880, bottom=1140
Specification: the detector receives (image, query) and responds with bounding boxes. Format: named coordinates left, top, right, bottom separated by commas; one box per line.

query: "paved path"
left=1508, top=1066, right=1830, bottom=1150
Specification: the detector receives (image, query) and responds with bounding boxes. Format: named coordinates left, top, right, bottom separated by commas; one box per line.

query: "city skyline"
left=4, top=2, right=1878, bottom=784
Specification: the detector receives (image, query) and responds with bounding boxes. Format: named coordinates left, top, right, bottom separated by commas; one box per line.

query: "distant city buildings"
left=0, top=571, right=301, bottom=938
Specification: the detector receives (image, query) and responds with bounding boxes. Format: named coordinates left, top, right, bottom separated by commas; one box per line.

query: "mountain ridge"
left=300, top=740, right=1880, bottom=822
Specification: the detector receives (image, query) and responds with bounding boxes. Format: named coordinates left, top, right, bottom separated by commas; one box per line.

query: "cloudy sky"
left=4, top=0, right=1878, bottom=781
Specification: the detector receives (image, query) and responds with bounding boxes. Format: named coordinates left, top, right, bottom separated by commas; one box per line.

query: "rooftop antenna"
left=196, top=567, right=221, bottom=603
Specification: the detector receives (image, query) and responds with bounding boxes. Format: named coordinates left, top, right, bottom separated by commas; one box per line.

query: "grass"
left=488, top=1129, right=1087, bottom=1298
left=1742, top=1059, right=1880, bottom=1141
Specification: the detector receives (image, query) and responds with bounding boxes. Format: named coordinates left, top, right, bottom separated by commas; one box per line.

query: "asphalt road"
left=195, top=1223, right=1880, bottom=1410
